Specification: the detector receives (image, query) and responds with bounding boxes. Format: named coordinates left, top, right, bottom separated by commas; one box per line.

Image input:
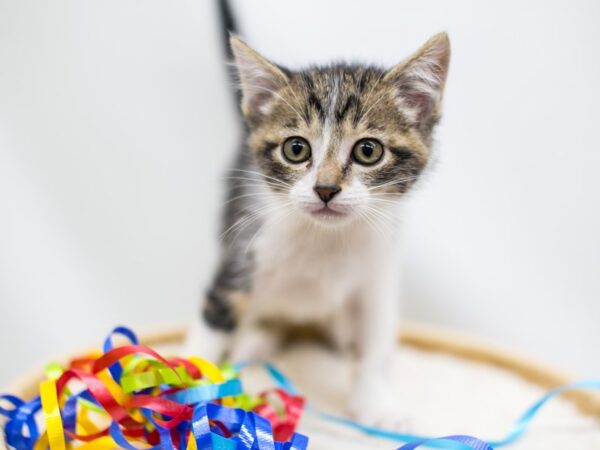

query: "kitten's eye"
left=282, top=137, right=311, bottom=163
left=352, top=139, right=384, bottom=165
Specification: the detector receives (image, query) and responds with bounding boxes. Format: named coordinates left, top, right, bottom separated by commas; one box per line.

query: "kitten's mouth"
left=310, top=206, right=347, bottom=219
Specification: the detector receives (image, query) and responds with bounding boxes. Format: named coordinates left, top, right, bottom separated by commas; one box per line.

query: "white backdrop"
left=1, top=0, right=599, bottom=387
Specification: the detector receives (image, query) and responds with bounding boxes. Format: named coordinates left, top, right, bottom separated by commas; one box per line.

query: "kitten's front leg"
left=183, top=287, right=245, bottom=363
left=350, top=263, right=408, bottom=430
left=185, top=316, right=231, bottom=363
left=185, top=235, right=255, bottom=361
left=229, top=320, right=281, bottom=363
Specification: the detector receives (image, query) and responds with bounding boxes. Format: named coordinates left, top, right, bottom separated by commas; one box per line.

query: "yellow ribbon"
left=97, top=370, right=128, bottom=406
left=40, top=379, right=66, bottom=450
left=188, top=357, right=224, bottom=383
left=33, top=433, right=48, bottom=450
left=187, top=357, right=236, bottom=406
left=188, top=434, right=198, bottom=450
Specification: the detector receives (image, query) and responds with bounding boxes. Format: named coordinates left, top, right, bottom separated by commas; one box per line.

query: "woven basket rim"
left=2, top=321, right=599, bottom=417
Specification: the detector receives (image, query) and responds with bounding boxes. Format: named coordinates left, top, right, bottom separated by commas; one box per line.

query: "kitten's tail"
left=216, top=0, right=242, bottom=109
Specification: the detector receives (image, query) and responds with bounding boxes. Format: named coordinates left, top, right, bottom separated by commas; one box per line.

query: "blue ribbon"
left=109, top=421, right=160, bottom=450
left=127, top=402, right=310, bottom=450
left=487, top=379, right=600, bottom=447
left=397, top=436, right=493, bottom=450
left=237, top=362, right=600, bottom=450
left=312, top=410, right=491, bottom=450
left=0, top=394, right=24, bottom=419
left=189, top=402, right=310, bottom=450
left=163, top=379, right=243, bottom=404
left=105, top=400, right=309, bottom=450
left=2, top=396, right=41, bottom=450
left=102, top=325, right=140, bottom=384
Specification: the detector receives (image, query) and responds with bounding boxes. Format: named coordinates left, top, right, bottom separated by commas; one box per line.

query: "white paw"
left=349, top=392, right=412, bottom=432
left=229, top=326, right=279, bottom=363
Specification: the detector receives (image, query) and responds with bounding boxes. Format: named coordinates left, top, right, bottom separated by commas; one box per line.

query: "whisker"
left=223, top=192, right=288, bottom=206
left=220, top=201, right=286, bottom=241
left=227, top=169, right=292, bottom=188
left=224, top=176, right=291, bottom=190
left=366, top=176, right=419, bottom=191
left=220, top=210, right=263, bottom=241
left=369, top=211, right=396, bottom=241
left=224, top=183, right=285, bottom=191
left=281, top=78, right=307, bottom=124
left=367, top=197, right=403, bottom=206
left=358, top=71, right=386, bottom=121
left=231, top=199, right=294, bottom=241
left=243, top=203, right=294, bottom=255
left=356, top=208, right=388, bottom=242
left=360, top=90, right=388, bottom=121
left=362, top=204, right=398, bottom=233
left=224, top=180, right=291, bottom=195
left=241, top=84, right=306, bottom=126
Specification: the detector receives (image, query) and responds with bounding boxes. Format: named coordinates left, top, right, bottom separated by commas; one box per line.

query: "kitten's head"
left=230, top=33, right=450, bottom=228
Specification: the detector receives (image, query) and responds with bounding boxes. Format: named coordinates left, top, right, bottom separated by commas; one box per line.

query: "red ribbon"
left=253, top=389, right=305, bottom=442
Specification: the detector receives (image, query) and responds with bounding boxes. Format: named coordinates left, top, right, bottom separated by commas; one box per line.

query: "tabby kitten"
left=188, top=33, right=450, bottom=427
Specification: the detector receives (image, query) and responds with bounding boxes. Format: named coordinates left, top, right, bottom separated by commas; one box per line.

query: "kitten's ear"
left=384, top=32, right=451, bottom=125
left=229, top=35, right=289, bottom=120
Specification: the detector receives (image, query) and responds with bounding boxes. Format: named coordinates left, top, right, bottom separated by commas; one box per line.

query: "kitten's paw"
left=349, top=393, right=412, bottom=432
left=229, top=326, right=280, bottom=363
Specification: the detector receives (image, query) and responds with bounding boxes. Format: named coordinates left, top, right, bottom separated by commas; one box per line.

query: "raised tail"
left=216, top=0, right=242, bottom=108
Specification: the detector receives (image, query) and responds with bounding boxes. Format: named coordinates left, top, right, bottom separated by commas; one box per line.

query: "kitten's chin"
left=304, top=205, right=355, bottom=227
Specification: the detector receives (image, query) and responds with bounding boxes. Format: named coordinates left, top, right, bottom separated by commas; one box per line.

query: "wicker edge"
left=400, top=322, right=600, bottom=417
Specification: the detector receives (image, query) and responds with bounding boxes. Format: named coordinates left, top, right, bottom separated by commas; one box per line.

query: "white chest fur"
left=248, top=212, right=383, bottom=324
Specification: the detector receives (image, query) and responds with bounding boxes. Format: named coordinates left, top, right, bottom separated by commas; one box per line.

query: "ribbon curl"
left=1, top=327, right=308, bottom=450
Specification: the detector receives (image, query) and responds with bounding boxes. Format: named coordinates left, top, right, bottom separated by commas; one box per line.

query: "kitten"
left=188, top=32, right=450, bottom=427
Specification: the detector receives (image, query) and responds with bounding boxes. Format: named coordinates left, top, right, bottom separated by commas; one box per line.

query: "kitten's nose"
left=314, top=184, right=341, bottom=203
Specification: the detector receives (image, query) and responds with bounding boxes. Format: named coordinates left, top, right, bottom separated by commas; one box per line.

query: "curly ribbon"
left=486, top=379, right=600, bottom=447
left=162, top=379, right=243, bottom=404
left=103, top=326, right=140, bottom=384
left=39, top=380, right=65, bottom=450
left=253, top=389, right=305, bottom=442
left=0, top=395, right=24, bottom=419
left=190, top=403, right=308, bottom=450
left=1, top=327, right=307, bottom=450
left=239, top=362, right=600, bottom=450
left=3, top=396, right=41, bottom=450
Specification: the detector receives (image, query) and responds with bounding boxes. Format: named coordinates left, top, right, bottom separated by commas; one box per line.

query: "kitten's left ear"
left=229, top=35, right=290, bottom=121
left=384, top=32, right=451, bottom=125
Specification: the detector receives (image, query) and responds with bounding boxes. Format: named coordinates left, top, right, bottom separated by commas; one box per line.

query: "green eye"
left=352, top=139, right=384, bottom=165
left=282, top=137, right=311, bottom=163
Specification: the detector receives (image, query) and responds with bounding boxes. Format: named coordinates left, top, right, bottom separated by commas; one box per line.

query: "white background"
left=1, top=0, right=599, bottom=387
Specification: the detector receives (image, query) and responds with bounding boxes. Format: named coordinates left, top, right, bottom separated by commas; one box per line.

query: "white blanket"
left=239, top=343, right=600, bottom=450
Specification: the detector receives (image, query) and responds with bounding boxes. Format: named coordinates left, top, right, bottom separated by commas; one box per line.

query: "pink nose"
left=313, top=184, right=341, bottom=203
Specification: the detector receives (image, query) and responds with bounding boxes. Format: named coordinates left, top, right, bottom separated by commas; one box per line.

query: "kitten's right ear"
left=229, top=35, right=289, bottom=120
left=384, top=33, right=451, bottom=125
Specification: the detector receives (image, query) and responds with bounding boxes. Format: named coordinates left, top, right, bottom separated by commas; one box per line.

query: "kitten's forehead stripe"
left=356, top=70, right=369, bottom=93
left=307, top=92, right=325, bottom=122
left=290, top=65, right=399, bottom=129
left=335, top=94, right=357, bottom=123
